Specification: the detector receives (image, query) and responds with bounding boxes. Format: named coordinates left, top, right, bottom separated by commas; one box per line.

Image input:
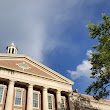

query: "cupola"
left=6, top=42, right=18, bottom=54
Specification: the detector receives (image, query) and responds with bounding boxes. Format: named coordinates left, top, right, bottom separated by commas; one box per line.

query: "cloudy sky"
left=0, top=0, right=110, bottom=94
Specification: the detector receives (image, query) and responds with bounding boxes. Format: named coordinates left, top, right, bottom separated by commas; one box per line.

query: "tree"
left=85, top=13, right=110, bottom=100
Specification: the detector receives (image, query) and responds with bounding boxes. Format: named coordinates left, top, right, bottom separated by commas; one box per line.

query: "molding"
left=0, top=53, right=74, bottom=85
left=0, top=66, right=15, bottom=73
left=0, top=65, right=73, bottom=86
left=0, top=70, right=72, bottom=92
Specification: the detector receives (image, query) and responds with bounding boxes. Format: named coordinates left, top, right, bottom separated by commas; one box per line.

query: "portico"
left=0, top=78, right=71, bottom=110
left=0, top=43, right=73, bottom=110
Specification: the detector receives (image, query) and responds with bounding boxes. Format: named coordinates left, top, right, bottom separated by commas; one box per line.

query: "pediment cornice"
left=0, top=53, right=74, bottom=85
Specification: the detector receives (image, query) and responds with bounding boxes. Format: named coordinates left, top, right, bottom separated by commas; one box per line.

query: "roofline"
left=0, top=53, right=74, bottom=85
left=0, top=66, right=72, bottom=85
left=73, top=92, right=110, bottom=106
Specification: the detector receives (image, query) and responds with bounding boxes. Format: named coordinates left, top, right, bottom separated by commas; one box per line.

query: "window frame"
left=33, top=91, right=40, bottom=109
left=14, top=87, right=23, bottom=107
left=61, top=96, right=66, bottom=110
left=0, top=84, right=6, bottom=104
left=48, top=94, right=53, bottom=110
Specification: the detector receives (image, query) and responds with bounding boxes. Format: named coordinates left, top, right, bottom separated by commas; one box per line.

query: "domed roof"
left=6, top=42, right=18, bottom=54
left=6, top=42, right=18, bottom=50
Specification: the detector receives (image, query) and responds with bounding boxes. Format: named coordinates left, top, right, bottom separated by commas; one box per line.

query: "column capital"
left=9, top=80, right=15, bottom=84
left=28, top=84, right=33, bottom=88
left=43, top=87, right=48, bottom=91
left=56, top=90, right=61, bottom=94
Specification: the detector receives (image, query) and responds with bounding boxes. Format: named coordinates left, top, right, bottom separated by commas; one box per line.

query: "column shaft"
left=10, top=47, right=12, bottom=53
left=5, top=80, right=15, bottom=110
left=27, top=84, right=33, bottom=110
left=43, top=87, right=48, bottom=110
left=56, top=90, right=61, bottom=110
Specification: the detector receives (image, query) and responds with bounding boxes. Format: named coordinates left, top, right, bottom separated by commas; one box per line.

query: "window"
left=33, top=92, right=39, bottom=108
left=48, top=95, right=53, bottom=110
left=12, top=48, right=14, bottom=54
left=14, top=89, right=22, bottom=106
left=61, top=97, right=66, bottom=110
left=0, top=86, right=4, bottom=103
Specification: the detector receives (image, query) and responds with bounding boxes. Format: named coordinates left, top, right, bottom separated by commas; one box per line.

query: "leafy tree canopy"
left=85, top=13, right=110, bottom=100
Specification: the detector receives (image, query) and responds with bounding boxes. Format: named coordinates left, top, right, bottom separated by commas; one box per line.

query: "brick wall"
left=13, top=87, right=26, bottom=110
left=0, top=84, right=69, bottom=110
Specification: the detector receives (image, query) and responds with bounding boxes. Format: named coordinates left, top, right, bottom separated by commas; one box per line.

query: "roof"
left=81, top=94, right=110, bottom=105
left=6, top=42, right=18, bottom=50
left=73, top=92, right=110, bottom=105
left=0, top=53, right=74, bottom=85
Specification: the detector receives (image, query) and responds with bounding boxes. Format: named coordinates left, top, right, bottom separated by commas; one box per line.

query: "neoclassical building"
left=0, top=43, right=73, bottom=110
left=0, top=43, right=110, bottom=110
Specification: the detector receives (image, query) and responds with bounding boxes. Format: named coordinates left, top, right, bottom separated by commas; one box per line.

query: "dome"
left=6, top=42, right=18, bottom=54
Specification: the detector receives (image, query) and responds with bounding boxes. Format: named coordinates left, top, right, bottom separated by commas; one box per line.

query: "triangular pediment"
left=0, top=54, right=73, bottom=85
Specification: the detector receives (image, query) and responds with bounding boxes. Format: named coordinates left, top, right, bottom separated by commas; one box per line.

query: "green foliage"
left=85, top=13, right=110, bottom=100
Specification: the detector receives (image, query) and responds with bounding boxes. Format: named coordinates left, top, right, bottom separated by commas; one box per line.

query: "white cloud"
left=67, top=50, right=92, bottom=80
left=86, top=50, right=93, bottom=58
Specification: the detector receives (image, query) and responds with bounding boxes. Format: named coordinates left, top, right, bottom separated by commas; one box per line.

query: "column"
left=27, top=84, right=33, bottom=110
left=5, top=80, right=15, bottom=110
left=10, top=47, right=12, bottom=53
left=13, top=47, right=15, bottom=54
left=7, top=47, right=9, bottom=53
left=43, top=87, right=48, bottom=110
left=56, top=90, right=61, bottom=110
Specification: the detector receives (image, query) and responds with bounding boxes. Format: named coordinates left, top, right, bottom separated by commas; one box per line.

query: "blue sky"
left=0, top=0, right=110, bottom=95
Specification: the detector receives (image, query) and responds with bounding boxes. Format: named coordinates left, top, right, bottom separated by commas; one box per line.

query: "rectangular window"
left=14, top=89, right=22, bottom=106
left=33, top=92, right=39, bottom=108
left=48, top=95, right=53, bottom=110
left=61, top=97, right=66, bottom=110
left=0, top=86, right=4, bottom=103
